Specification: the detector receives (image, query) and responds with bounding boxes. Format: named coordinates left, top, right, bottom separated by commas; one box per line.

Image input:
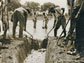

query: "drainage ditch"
left=0, top=37, right=44, bottom=63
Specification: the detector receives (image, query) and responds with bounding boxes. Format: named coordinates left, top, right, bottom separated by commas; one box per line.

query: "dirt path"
left=24, top=49, right=46, bottom=63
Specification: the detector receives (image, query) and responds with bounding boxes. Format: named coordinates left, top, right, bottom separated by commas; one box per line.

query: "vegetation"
left=41, top=2, right=56, bottom=11
left=7, top=0, right=21, bottom=11
left=25, top=1, right=40, bottom=11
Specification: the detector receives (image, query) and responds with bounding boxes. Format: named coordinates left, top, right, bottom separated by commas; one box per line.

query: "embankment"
left=0, top=38, right=41, bottom=63
left=45, top=37, right=82, bottom=63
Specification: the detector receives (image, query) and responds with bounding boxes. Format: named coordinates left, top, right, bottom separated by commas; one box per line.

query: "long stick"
left=46, top=15, right=58, bottom=38
left=24, top=30, right=33, bottom=39
left=75, top=1, right=84, bottom=19
left=47, top=27, right=54, bottom=37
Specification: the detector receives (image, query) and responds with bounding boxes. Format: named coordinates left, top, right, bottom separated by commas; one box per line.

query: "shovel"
left=41, top=27, right=54, bottom=48
left=24, top=30, right=33, bottom=39
left=24, top=30, right=34, bottom=46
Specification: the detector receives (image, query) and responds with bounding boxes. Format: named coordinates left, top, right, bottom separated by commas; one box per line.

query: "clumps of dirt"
left=45, top=37, right=84, bottom=63
left=24, top=49, right=46, bottom=63
left=0, top=38, right=11, bottom=45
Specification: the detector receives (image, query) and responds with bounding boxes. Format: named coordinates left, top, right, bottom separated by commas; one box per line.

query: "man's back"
left=15, top=7, right=28, bottom=14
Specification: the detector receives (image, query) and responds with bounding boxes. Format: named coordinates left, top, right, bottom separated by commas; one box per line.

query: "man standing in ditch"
left=75, top=0, right=84, bottom=54
left=65, top=0, right=84, bottom=56
left=11, top=7, right=30, bottom=38
left=53, top=8, right=66, bottom=37
left=33, top=12, right=37, bottom=29
left=42, top=12, right=49, bottom=29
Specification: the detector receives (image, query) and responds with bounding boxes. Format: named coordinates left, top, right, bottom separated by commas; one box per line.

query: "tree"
left=7, top=0, right=21, bottom=11
left=25, top=1, right=40, bottom=11
left=41, top=2, right=56, bottom=11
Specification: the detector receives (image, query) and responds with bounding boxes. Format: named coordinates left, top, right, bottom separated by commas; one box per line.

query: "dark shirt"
left=76, top=2, right=84, bottom=41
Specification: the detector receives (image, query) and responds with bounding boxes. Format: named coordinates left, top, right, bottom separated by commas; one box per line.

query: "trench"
left=24, top=49, right=46, bottom=63
left=22, top=36, right=47, bottom=63
left=0, top=36, right=83, bottom=63
left=0, top=37, right=45, bottom=63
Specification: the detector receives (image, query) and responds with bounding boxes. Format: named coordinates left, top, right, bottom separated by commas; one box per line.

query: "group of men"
left=33, top=12, right=49, bottom=29
left=1, top=0, right=84, bottom=56
left=58, top=0, right=84, bottom=55
left=48, top=0, right=84, bottom=56
left=66, top=0, right=84, bottom=55
left=2, top=7, right=49, bottom=39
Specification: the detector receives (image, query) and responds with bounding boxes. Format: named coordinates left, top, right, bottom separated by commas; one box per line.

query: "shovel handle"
left=24, top=30, right=33, bottom=39
left=47, top=27, right=54, bottom=37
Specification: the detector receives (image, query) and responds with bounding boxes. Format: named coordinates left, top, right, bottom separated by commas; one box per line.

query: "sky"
left=20, top=0, right=68, bottom=13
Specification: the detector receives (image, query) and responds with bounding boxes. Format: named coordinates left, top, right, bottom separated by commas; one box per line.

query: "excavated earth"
left=0, top=36, right=84, bottom=63
left=45, top=37, right=84, bottom=63
left=0, top=37, right=41, bottom=63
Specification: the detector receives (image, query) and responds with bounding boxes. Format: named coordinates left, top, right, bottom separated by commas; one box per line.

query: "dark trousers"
left=33, top=20, right=37, bottom=29
left=13, top=20, right=18, bottom=38
left=76, top=16, right=84, bottom=53
left=54, top=28, right=66, bottom=37
left=13, top=20, right=24, bottom=38
left=3, top=21, right=9, bottom=39
left=54, top=19, right=66, bottom=37
left=2, top=16, right=9, bottom=39
left=45, top=21, right=48, bottom=29
left=13, top=11, right=25, bottom=38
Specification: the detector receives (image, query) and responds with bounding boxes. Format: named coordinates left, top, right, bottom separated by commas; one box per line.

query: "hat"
left=49, top=7, right=55, bottom=13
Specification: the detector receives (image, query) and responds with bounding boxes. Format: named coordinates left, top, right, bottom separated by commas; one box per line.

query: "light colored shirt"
left=15, top=7, right=28, bottom=14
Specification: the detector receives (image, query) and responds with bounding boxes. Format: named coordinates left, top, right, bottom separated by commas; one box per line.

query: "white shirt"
left=15, top=7, right=28, bottom=14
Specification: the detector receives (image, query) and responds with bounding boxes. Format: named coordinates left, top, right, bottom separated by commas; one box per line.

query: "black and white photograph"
left=0, top=0, right=84, bottom=63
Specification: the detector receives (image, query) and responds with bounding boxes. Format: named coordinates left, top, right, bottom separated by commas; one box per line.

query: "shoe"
left=76, top=53, right=81, bottom=60
left=45, top=27, right=47, bottom=29
left=42, top=27, right=45, bottom=29
left=67, top=50, right=77, bottom=55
